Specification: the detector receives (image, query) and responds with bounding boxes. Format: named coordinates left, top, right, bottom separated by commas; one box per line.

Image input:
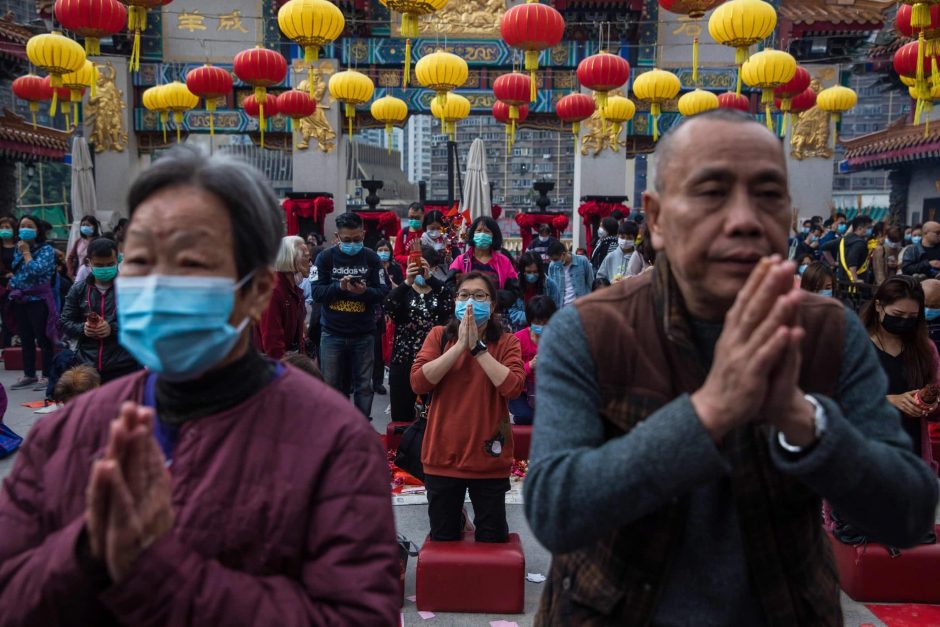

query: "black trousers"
left=373, top=327, right=385, bottom=387
left=388, top=361, right=417, bottom=422
left=13, top=300, right=52, bottom=378
left=425, top=474, right=510, bottom=543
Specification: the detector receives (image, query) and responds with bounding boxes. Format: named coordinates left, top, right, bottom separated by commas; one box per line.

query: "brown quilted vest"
left=534, top=258, right=845, bottom=627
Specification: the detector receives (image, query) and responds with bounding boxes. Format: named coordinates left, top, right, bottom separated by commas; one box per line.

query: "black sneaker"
left=374, top=384, right=388, bottom=395
left=11, top=376, right=38, bottom=390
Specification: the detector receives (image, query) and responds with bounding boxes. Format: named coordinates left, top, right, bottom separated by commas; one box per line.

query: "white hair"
left=275, top=236, right=307, bottom=273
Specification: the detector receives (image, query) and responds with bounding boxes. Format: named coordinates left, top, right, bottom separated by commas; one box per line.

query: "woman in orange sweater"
left=411, top=272, right=525, bottom=542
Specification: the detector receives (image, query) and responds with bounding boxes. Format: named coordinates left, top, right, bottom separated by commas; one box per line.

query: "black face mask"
left=881, top=313, right=917, bottom=336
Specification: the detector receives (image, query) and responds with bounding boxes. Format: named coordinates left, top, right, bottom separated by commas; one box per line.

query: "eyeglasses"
left=456, top=291, right=490, bottom=302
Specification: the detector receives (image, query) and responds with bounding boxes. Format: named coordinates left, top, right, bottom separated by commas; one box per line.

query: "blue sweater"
left=311, top=246, right=387, bottom=336
left=10, top=244, right=56, bottom=302
left=507, top=278, right=562, bottom=330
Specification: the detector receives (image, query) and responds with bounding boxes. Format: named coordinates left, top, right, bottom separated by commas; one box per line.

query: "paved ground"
left=0, top=365, right=934, bottom=626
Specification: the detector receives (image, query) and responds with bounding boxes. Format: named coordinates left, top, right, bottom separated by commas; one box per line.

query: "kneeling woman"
left=411, top=272, right=525, bottom=542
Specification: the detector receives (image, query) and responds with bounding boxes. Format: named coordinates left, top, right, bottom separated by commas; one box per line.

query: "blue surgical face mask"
left=926, top=308, right=940, bottom=321
left=525, top=272, right=539, bottom=283
left=378, top=251, right=391, bottom=262
left=454, top=299, right=491, bottom=325
left=91, top=265, right=118, bottom=282
left=117, top=273, right=253, bottom=381
left=409, top=218, right=422, bottom=230
left=339, top=241, right=364, bottom=256
left=19, top=228, right=36, bottom=241
left=818, top=289, right=833, bottom=298
left=798, top=264, right=808, bottom=275
left=80, top=225, right=95, bottom=237
left=905, top=233, right=913, bottom=242
left=531, top=324, right=544, bottom=336
left=0, top=229, right=13, bottom=240
left=913, top=236, right=923, bottom=246
left=801, top=227, right=810, bottom=235
left=414, top=274, right=427, bottom=287
left=837, top=223, right=847, bottom=234
left=473, top=233, right=493, bottom=249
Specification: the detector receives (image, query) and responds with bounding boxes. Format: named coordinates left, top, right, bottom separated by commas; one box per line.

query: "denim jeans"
left=320, top=331, right=374, bottom=419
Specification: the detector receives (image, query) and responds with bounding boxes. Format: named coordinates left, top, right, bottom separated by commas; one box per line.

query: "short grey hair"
left=127, top=144, right=284, bottom=279
left=653, top=108, right=780, bottom=194
left=275, top=236, right=307, bottom=273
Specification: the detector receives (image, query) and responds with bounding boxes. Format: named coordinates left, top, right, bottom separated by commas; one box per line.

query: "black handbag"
left=393, top=333, right=446, bottom=480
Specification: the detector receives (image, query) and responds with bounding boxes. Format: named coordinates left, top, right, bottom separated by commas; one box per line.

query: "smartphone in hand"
left=86, top=312, right=100, bottom=326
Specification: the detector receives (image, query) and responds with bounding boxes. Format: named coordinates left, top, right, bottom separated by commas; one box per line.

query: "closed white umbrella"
left=67, top=136, right=101, bottom=253
left=461, top=137, right=491, bottom=221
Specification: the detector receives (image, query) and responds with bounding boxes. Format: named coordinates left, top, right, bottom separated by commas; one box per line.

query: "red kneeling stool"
left=416, top=532, right=525, bottom=614
left=386, top=421, right=412, bottom=453
left=511, top=424, right=532, bottom=460
left=3, top=347, right=42, bottom=371
left=828, top=526, right=940, bottom=604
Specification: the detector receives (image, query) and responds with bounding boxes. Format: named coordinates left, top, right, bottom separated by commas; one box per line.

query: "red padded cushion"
left=416, top=532, right=525, bottom=614
left=828, top=526, right=940, bottom=604
left=511, top=424, right=532, bottom=460
left=3, top=347, right=42, bottom=371
left=386, top=421, right=411, bottom=453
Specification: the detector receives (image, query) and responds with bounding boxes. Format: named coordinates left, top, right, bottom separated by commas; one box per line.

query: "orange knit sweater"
left=411, top=326, right=525, bottom=479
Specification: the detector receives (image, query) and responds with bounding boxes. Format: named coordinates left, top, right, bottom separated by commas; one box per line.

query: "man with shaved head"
left=901, top=220, right=940, bottom=276
left=525, top=109, right=937, bottom=626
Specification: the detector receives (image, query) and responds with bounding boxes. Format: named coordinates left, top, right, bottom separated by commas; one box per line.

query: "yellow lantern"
left=62, top=60, right=97, bottom=103
left=632, top=68, right=681, bottom=141
left=329, top=69, right=375, bottom=139
left=740, top=49, right=797, bottom=130
left=26, top=32, right=86, bottom=115
left=277, top=0, right=345, bottom=97
left=415, top=50, right=468, bottom=126
left=602, top=96, right=636, bottom=139
left=678, top=88, right=720, bottom=117
left=370, top=95, right=409, bottom=153
left=142, top=84, right=169, bottom=143
left=430, top=93, right=470, bottom=140
left=816, top=85, right=857, bottom=148
left=159, top=81, right=199, bottom=143
left=708, top=0, right=777, bottom=93
left=379, top=0, right=449, bottom=87
left=909, top=79, right=940, bottom=129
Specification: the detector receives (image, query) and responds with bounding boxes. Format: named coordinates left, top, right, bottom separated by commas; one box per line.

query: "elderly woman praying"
left=0, top=145, right=400, bottom=625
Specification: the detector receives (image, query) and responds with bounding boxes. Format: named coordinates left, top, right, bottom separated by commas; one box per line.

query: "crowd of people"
left=0, top=109, right=937, bottom=625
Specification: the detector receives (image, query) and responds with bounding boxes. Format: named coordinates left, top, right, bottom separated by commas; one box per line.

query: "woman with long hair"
left=411, top=272, right=525, bottom=542
left=800, top=262, right=834, bottom=297
left=507, top=252, right=560, bottom=331
left=861, top=276, right=940, bottom=466
left=449, top=216, right=520, bottom=310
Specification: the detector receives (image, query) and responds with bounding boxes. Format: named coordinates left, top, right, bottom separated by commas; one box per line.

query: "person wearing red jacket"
left=259, top=236, right=309, bottom=359
left=393, top=202, right=425, bottom=272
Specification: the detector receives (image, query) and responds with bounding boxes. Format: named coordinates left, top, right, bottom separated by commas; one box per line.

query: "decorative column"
left=291, top=60, right=347, bottom=243
left=85, top=55, right=139, bottom=227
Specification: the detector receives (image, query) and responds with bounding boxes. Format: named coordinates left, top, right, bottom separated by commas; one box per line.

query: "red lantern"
left=243, top=93, right=280, bottom=118
left=556, top=92, right=596, bottom=153
left=12, top=74, right=53, bottom=128
left=897, top=3, right=940, bottom=39
left=577, top=51, right=631, bottom=110
left=54, top=0, right=127, bottom=56
left=233, top=46, right=288, bottom=144
left=277, top=89, right=317, bottom=120
left=717, top=91, right=750, bottom=112
left=493, top=72, right=531, bottom=143
left=772, top=65, right=810, bottom=136
left=897, top=5, right=940, bottom=91
left=499, top=0, right=565, bottom=102
left=186, top=64, right=233, bottom=138
left=778, top=87, right=816, bottom=113
left=41, top=75, right=74, bottom=124
left=658, top=0, right=726, bottom=82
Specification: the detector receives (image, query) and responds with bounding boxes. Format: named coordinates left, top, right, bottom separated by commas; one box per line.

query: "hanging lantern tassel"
left=651, top=103, right=661, bottom=142
left=505, top=125, right=510, bottom=155
left=762, top=90, right=773, bottom=131
left=49, top=76, right=60, bottom=117
left=525, top=51, right=539, bottom=103
left=779, top=101, right=791, bottom=138
left=61, top=102, right=71, bottom=130
left=304, top=45, right=320, bottom=98
left=831, top=112, right=840, bottom=149
left=401, top=13, right=419, bottom=88
left=913, top=1, right=931, bottom=28
left=345, top=103, right=355, bottom=140
left=403, top=39, right=412, bottom=88
left=128, top=6, right=147, bottom=72
left=692, top=36, right=700, bottom=85
left=735, top=47, right=748, bottom=95
left=174, top=111, right=183, bottom=143
left=207, top=99, right=216, bottom=138
left=385, top=123, right=393, bottom=155
left=915, top=96, right=924, bottom=125
left=28, top=102, right=38, bottom=129
left=159, top=111, right=167, bottom=143
left=572, top=121, right=580, bottom=155
left=510, top=105, right=519, bottom=145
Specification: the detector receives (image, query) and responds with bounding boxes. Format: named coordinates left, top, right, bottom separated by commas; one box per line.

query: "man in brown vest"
left=524, top=109, right=938, bottom=626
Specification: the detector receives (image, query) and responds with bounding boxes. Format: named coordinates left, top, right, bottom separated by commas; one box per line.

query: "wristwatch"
left=470, top=340, right=488, bottom=357
left=777, top=394, right=828, bottom=453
